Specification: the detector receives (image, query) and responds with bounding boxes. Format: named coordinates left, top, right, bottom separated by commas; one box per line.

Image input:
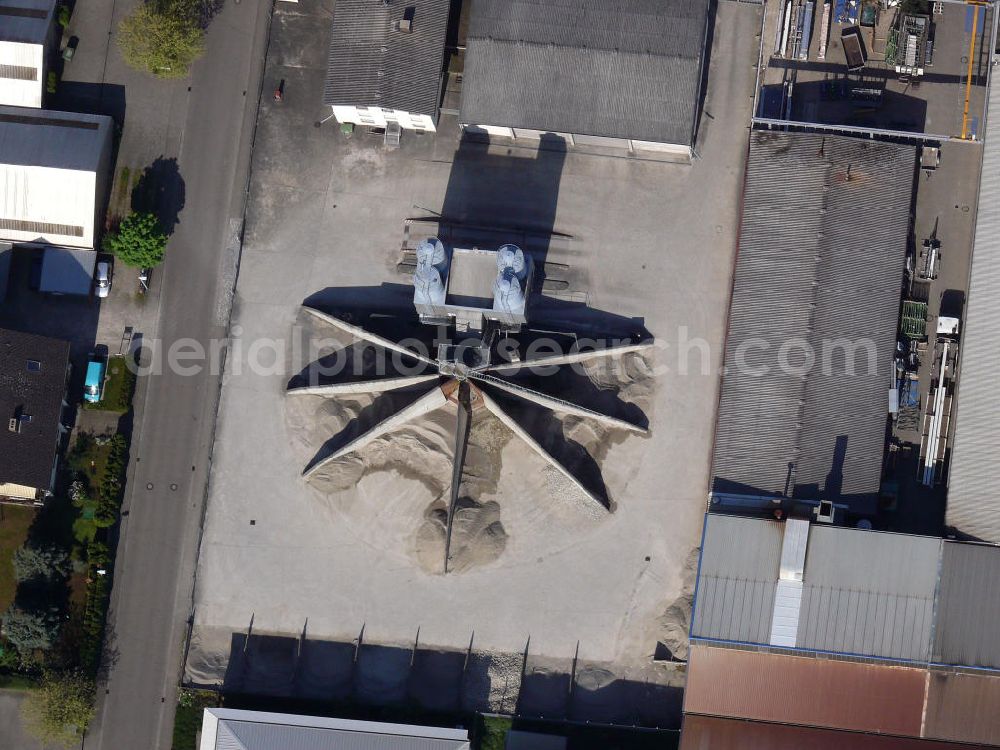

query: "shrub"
left=45, top=71, right=57, bottom=94
left=57, top=4, right=70, bottom=28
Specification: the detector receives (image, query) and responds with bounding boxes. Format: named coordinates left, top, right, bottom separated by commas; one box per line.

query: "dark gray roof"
left=322, top=0, right=449, bottom=117
left=932, top=542, right=1000, bottom=670
left=0, top=328, right=69, bottom=491
left=459, top=0, right=710, bottom=145
left=39, top=247, right=96, bottom=294
left=711, top=132, right=915, bottom=509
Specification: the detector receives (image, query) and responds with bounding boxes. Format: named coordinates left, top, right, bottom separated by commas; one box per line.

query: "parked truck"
left=841, top=26, right=867, bottom=71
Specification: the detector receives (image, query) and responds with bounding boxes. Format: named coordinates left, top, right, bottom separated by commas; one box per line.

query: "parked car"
left=83, top=354, right=107, bottom=404
left=95, top=261, right=111, bottom=298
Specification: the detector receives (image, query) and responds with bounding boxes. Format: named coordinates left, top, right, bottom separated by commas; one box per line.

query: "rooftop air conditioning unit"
left=394, top=18, right=412, bottom=32
left=814, top=499, right=835, bottom=524
left=8, top=418, right=19, bottom=433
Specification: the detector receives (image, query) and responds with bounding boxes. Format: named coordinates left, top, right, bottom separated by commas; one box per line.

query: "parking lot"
left=185, top=0, right=762, bottom=726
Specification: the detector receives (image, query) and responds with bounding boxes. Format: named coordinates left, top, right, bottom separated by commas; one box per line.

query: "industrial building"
left=459, top=0, right=711, bottom=157
left=199, top=709, right=470, bottom=750
left=0, top=0, right=57, bottom=109
left=711, top=131, right=916, bottom=519
left=0, top=328, right=70, bottom=505
left=681, top=513, right=1000, bottom=746
left=947, top=39, right=1000, bottom=544
left=0, top=107, right=113, bottom=249
left=322, top=0, right=450, bottom=134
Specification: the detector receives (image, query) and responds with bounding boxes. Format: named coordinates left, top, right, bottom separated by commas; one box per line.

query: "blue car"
left=83, top=356, right=106, bottom=404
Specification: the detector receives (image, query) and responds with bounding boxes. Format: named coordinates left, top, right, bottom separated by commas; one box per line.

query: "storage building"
left=459, top=0, right=711, bottom=158
left=0, top=0, right=57, bottom=108
left=711, top=132, right=916, bottom=517
left=0, top=106, right=113, bottom=249
left=322, top=0, right=450, bottom=133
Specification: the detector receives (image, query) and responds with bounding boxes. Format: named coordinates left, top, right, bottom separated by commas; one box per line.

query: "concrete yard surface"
left=185, top=0, right=762, bottom=726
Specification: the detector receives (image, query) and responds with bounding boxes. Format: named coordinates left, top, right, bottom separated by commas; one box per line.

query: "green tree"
left=117, top=3, right=204, bottom=79
left=2, top=605, right=61, bottom=652
left=21, top=669, right=96, bottom=748
left=103, top=211, right=168, bottom=267
left=12, top=543, right=71, bottom=583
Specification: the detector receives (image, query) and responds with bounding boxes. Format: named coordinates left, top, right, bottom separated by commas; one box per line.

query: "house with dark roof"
left=458, top=0, right=711, bottom=157
left=0, top=328, right=70, bottom=505
left=322, top=0, right=450, bottom=133
left=711, top=131, right=916, bottom=518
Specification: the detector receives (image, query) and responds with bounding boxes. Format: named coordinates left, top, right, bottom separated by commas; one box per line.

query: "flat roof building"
left=711, top=132, right=916, bottom=517
left=0, top=107, right=113, bottom=249
left=0, top=328, right=69, bottom=505
left=0, top=0, right=57, bottom=108
left=322, top=0, right=450, bottom=133
left=459, top=0, right=711, bottom=157
left=199, top=709, right=470, bottom=750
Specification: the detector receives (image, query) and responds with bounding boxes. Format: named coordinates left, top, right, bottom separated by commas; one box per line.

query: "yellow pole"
left=961, top=2, right=981, bottom=139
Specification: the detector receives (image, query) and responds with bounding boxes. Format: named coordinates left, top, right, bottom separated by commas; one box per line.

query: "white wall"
left=0, top=41, right=44, bottom=108
left=331, top=105, right=436, bottom=132
left=461, top=123, right=693, bottom=160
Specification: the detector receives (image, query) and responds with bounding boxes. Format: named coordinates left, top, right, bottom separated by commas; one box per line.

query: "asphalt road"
left=85, top=1, right=272, bottom=748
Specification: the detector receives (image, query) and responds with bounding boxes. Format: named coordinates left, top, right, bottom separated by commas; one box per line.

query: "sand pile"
left=416, top=497, right=507, bottom=574
left=655, top=547, right=700, bottom=661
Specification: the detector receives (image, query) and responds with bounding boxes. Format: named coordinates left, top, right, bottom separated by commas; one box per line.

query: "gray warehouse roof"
left=947, top=64, right=1000, bottom=544
left=322, top=0, right=449, bottom=118
left=691, top=514, right=941, bottom=663
left=0, top=0, right=55, bottom=45
left=711, top=132, right=916, bottom=511
left=201, top=709, right=470, bottom=750
left=933, top=542, right=1000, bottom=670
left=459, top=0, right=710, bottom=145
left=0, top=328, right=69, bottom=491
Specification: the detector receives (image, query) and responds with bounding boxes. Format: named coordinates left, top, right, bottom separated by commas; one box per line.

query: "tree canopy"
left=1, top=605, right=61, bottom=653
left=12, top=543, right=71, bottom=583
left=117, top=3, right=204, bottom=79
left=103, top=211, right=168, bottom=268
left=22, top=669, right=96, bottom=748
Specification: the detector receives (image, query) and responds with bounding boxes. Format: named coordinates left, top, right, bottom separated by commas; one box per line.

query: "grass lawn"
left=0, top=505, right=37, bottom=612
left=67, top=434, right=114, bottom=488
left=83, top=356, right=135, bottom=414
left=173, top=690, right=219, bottom=750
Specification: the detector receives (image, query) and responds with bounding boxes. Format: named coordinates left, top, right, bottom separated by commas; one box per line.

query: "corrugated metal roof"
left=932, top=542, right=1000, bottom=669
left=458, top=0, right=709, bottom=145
left=692, top=516, right=939, bottom=662
left=683, top=645, right=927, bottom=736
left=680, top=714, right=989, bottom=750
left=948, top=63, right=1000, bottom=544
left=712, top=132, right=915, bottom=511
left=690, top=514, right=782, bottom=644
left=322, top=0, right=449, bottom=117
left=923, top=671, right=1000, bottom=746
left=797, top=526, right=940, bottom=661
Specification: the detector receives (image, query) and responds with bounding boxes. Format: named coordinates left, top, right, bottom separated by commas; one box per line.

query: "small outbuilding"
left=0, top=106, right=114, bottom=249
left=0, top=0, right=57, bottom=108
left=322, top=0, right=450, bottom=133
